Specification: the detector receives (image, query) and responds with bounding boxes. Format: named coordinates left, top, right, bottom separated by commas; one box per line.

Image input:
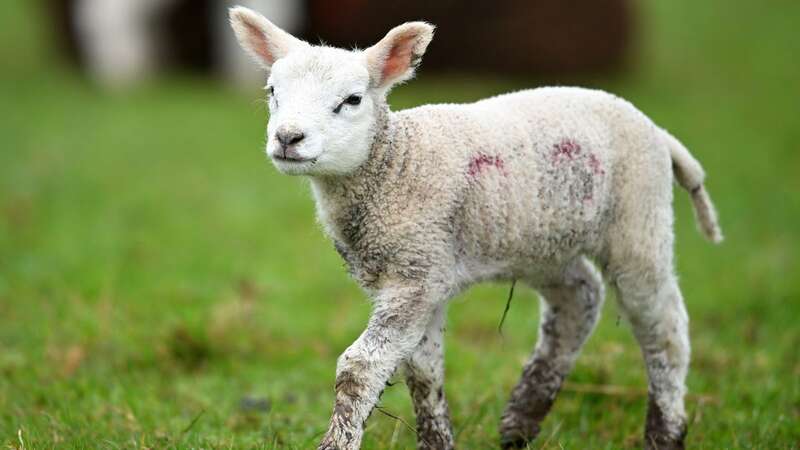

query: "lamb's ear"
left=364, top=22, right=435, bottom=90
left=229, top=6, right=307, bottom=71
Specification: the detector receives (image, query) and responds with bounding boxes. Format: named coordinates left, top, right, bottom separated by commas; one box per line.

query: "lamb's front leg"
left=404, top=305, right=454, bottom=450
left=318, top=286, right=439, bottom=450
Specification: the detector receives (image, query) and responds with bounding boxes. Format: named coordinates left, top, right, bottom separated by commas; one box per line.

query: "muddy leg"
left=615, top=271, right=689, bottom=450
left=499, top=257, right=605, bottom=448
left=404, top=305, right=454, bottom=449
left=318, top=285, right=443, bottom=450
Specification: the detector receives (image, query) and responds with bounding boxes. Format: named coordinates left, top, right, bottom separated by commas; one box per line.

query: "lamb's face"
left=265, top=48, right=375, bottom=176
left=230, top=6, right=434, bottom=177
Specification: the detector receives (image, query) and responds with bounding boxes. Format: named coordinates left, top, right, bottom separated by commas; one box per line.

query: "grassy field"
left=1, top=1, right=799, bottom=448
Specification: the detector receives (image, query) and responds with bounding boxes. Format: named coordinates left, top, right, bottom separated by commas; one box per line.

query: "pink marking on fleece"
left=468, top=153, right=507, bottom=177
left=552, top=138, right=581, bottom=160
left=588, top=153, right=605, bottom=175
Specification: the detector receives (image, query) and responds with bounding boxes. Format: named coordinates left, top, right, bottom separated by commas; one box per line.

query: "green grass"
left=1, top=1, right=799, bottom=448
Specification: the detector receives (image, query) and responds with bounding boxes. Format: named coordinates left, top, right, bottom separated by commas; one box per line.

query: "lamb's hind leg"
left=499, top=257, right=605, bottom=448
left=404, top=305, right=454, bottom=450
left=613, top=267, right=689, bottom=450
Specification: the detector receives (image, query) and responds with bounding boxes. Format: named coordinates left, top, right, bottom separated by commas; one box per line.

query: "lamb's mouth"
left=272, top=155, right=317, bottom=164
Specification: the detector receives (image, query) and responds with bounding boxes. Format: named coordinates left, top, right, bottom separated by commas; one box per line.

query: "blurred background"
left=0, top=1, right=798, bottom=448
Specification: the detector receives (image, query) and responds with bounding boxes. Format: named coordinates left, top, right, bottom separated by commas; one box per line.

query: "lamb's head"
left=229, top=7, right=434, bottom=176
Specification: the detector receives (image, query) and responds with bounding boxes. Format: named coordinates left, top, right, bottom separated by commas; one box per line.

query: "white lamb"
left=229, top=7, right=722, bottom=450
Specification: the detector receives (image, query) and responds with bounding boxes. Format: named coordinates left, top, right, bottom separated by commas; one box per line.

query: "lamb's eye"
left=345, top=95, right=362, bottom=106
left=267, top=86, right=278, bottom=107
left=333, top=94, right=362, bottom=114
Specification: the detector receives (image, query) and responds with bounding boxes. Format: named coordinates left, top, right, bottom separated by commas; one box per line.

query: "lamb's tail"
left=662, top=129, right=723, bottom=243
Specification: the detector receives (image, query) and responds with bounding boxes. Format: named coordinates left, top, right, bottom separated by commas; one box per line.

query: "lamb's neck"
left=310, top=105, right=405, bottom=208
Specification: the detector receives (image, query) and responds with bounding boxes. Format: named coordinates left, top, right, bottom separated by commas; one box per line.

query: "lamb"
left=229, top=6, right=722, bottom=450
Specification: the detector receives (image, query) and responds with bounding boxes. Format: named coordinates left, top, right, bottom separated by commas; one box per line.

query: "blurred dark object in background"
left=51, top=0, right=82, bottom=65
left=47, top=0, right=634, bottom=88
left=306, top=0, right=635, bottom=76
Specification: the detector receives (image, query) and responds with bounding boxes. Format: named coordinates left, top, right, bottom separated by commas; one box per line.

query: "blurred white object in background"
left=73, top=0, right=302, bottom=89
left=74, top=0, right=177, bottom=88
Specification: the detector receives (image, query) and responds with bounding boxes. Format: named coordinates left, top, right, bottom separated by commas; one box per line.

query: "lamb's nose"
left=276, top=128, right=305, bottom=148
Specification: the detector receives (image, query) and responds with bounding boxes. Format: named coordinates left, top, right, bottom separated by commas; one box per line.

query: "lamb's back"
left=391, top=87, right=657, bottom=278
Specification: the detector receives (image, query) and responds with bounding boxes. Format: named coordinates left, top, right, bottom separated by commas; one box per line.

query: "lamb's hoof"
left=318, top=429, right=362, bottom=450
left=644, top=432, right=686, bottom=450
left=644, top=395, right=687, bottom=450
left=317, top=437, right=340, bottom=450
left=500, top=435, right=531, bottom=449
left=499, top=422, right=540, bottom=449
